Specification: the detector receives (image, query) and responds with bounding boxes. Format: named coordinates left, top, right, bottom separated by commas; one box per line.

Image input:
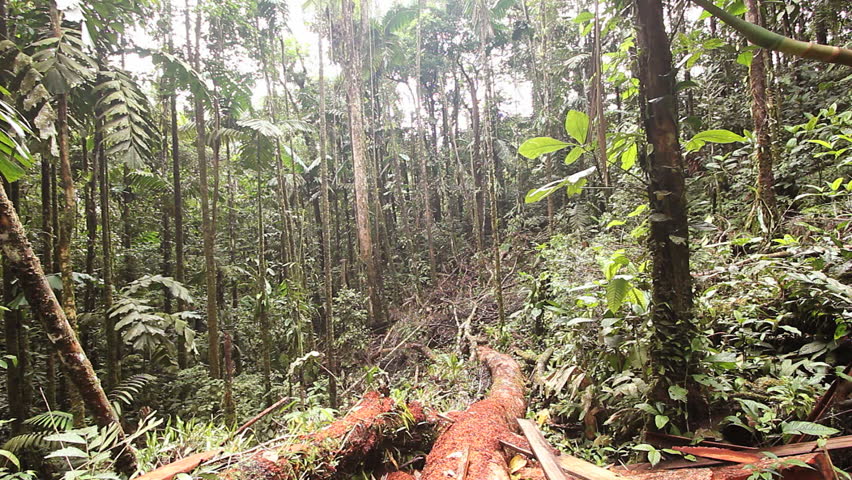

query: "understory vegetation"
left=0, top=0, right=851, bottom=478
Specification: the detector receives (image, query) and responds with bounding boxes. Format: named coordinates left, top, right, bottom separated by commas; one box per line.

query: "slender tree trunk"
left=416, top=0, right=437, bottom=281
left=3, top=180, right=25, bottom=433
left=342, top=0, right=384, bottom=327
left=592, top=0, right=610, bottom=199
left=746, top=0, right=778, bottom=227
left=50, top=1, right=84, bottom=424
left=318, top=23, right=337, bottom=409
left=171, top=93, right=187, bottom=368
left=462, top=68, right=485, bottom=251
left=0, top=181, right=137, bottom=474
left=83, top=136, right=97, bottom=313
left=256, top=158, right=272, bottom=400
left=96, top=108, right=119, bottom=391
left=478, top=14, right=506, bottom=330
left=192, top=5, right=220, bottom=378
left=634, top=0, right=695, bottom=397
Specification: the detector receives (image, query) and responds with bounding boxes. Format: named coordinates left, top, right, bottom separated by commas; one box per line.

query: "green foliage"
left=112, top=275, right=198, bottom=364
left=0, top=91, right=35, bottom=182
left=94, top=68, right=159, bottom=169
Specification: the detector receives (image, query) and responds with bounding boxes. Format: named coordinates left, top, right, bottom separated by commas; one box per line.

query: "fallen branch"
left=420, top=346, right=526, bottom=480
left=234, top=397, right=293, bottom=437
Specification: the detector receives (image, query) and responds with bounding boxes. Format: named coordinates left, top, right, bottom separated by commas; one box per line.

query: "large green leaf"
left=564, top=110, right=589, bottom=144
left=606, top=276, right=631, bottom=312
left=564, top=146, right=585, bottom=165
left=518, top=137, right=570, bottom=159
left=524, top=166, right=596, bottom=204
left=685, top=129, right=746, bottom=153
left=781, top=421, right=839, bottom=437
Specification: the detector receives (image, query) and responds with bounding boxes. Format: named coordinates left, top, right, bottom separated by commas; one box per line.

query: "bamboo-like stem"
left=691, top=0, right=852, bottom=66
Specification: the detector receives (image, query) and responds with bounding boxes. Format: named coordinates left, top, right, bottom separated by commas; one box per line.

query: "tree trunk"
left=3, top=180, right=26, bottom=433
left=192, top=6, right=220, bottom=378
left=746, top=0, right=778, bottom=228
left=416, top=0, right=437, bottom=281
left=83, top=136, right=98, bottom=313
left=421, top=347, right=526, bottom=480
left=342, top=0, right=384, bottom=327
left=96, top=107, right=119, bottom=391
left=0, top=181, right=138, bottom=474
left=50, top=1, right=85, bottom=424
left=634, top=0, right=695, bottom=395
left=318, top=21, right=337, bottom=409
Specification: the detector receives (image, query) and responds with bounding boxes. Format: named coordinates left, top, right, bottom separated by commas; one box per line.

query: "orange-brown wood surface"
left=133, top=450, right=222, bottom=480
left=420, top=346, right=527, bottom=480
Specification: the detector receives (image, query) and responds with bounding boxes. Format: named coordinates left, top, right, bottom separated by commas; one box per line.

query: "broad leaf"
left=685, top=129, right=746, bottom=153
left=606, top=276, right=631, bottom=312
left=781, top=421, right=839, bottom=437
left=564, top=110, right=589, bottom=144
left=518, top=137, right=569, bottom=159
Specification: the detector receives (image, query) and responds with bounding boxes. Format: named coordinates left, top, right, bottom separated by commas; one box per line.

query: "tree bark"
left=421, top=346, right=526, bottom=480
left=342, top=0, right=384, bottom=327
left=318, top=20, right=337, bottom=409
left=415, top=0, right=437, bottom=281
left=192, top=5, right=220, bottom=378
left=746, top=0, right=778, bottom=227
left=50, top=1, right=85, bottom=424
left=0, top=181, right=137, bottom=473
left=634, top=0, right=695, bottom=392
left=221, top=391, right=426, bottom=480
left=3, top=180, right=26, bottom=433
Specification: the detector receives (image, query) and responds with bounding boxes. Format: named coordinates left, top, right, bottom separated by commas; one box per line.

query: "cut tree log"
left=219, top=391, right=426, bottom=479
left=420, top=346, right=526, bottom=480
left=132, top=449, right=222, bottom=480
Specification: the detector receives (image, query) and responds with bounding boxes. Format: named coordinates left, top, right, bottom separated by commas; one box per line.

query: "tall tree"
left=745, top=0, right=778, bottom=228
left=415, top=0, right=437, bottom=281
left=318, top=16, right=337, bottom=408
left=49, top=0, right=84, bottom=422
left=190, top=0, right=220, bottom=378
left=0, top=180, right=138, bottom=474
left=341, top=0, right=385, bottom=327
left=634, top=0, right=695, bottom=397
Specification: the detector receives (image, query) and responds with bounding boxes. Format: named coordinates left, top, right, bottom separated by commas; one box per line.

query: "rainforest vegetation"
left=0, top=0, right=851, bottom=478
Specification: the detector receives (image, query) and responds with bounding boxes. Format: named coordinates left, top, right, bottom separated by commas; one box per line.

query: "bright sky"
left=117, top=0, right=531, bottom=123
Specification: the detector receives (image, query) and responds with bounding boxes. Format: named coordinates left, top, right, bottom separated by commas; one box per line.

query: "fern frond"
left=23, top=410, right=73, bottom=431
left=109, top=373, right=156, bottom=407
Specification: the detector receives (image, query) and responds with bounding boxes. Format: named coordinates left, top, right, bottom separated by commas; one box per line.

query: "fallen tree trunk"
left=220, top=391, right=426, bottom=479
left=420, top=345, right=527, bottom=480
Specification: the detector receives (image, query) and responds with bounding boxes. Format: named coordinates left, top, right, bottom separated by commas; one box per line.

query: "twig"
left=233, top=396, right=293, bottom=437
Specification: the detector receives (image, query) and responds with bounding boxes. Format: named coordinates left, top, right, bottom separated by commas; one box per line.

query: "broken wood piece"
left=516, top=419, right=568, bottom=480
left=671, top=446, right=763, bottom=464
left=640, top=434, right=852, bottom=470
left=133, top=449, right=222, bottom=480
left=499, top=439, right=533, bottom=458
left=620, top=452, right=833, bottom=480
left=420, top=346, right=527, bottom=480
left=518, top=418, right=623, bottom=480
left=644, top=431, right=758, bottom=451
left=234, top=396, right=292, bottom=436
